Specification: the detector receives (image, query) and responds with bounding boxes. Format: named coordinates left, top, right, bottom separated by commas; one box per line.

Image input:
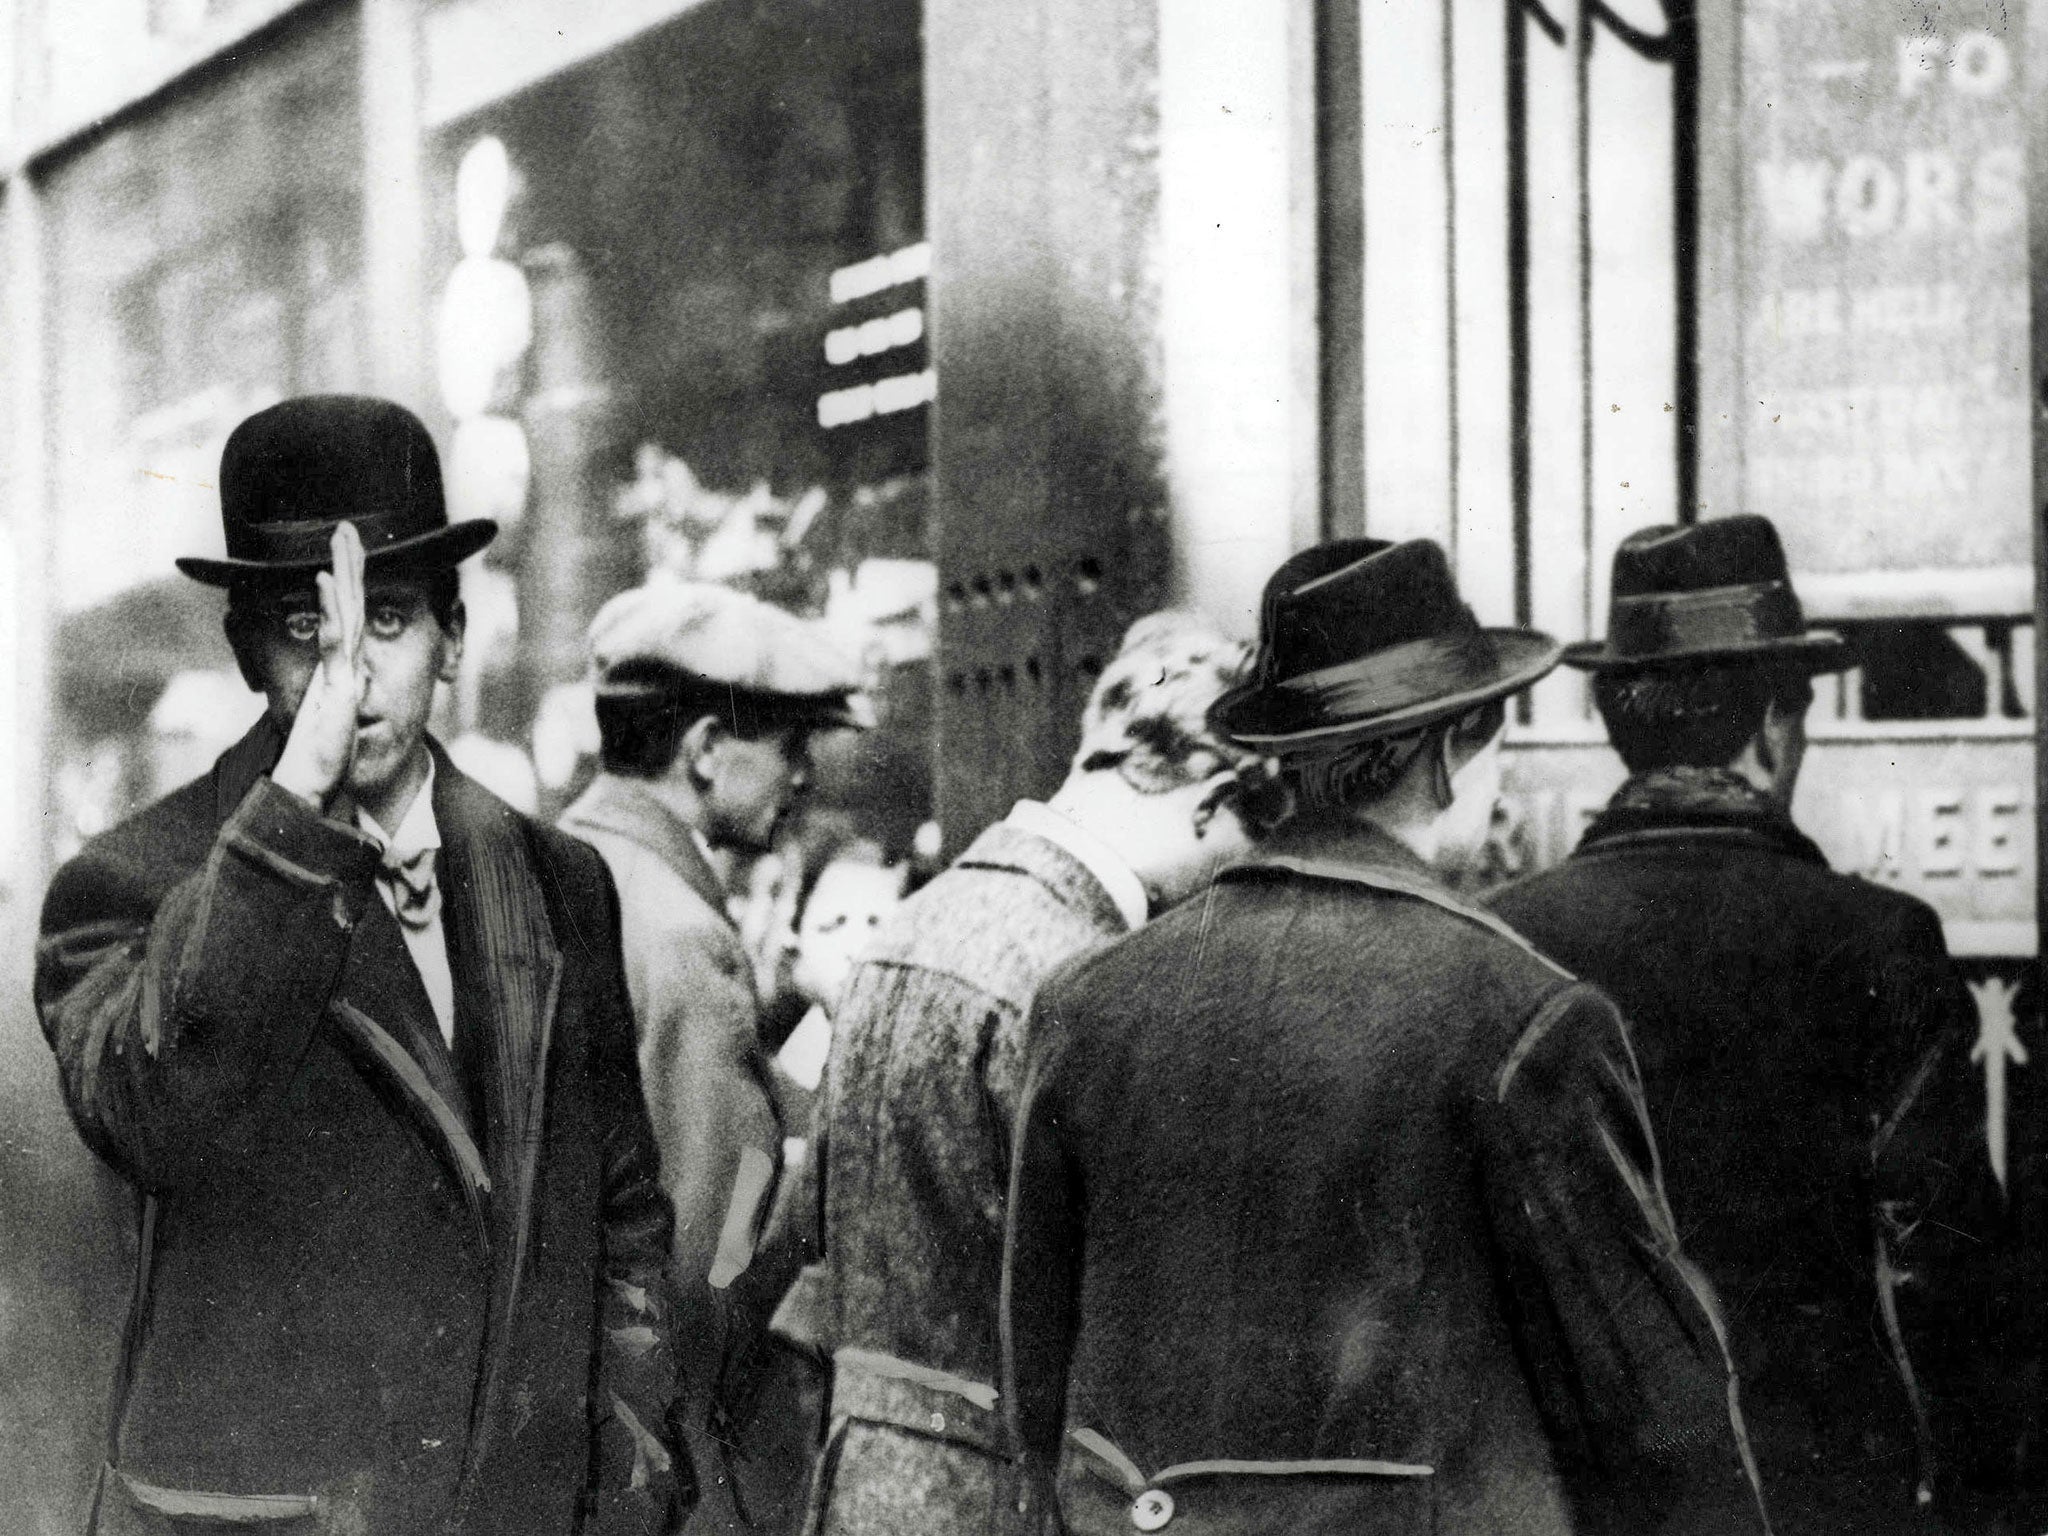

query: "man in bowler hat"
left=1003, top=540, right=1768, bottom=1535
left=37, top=397, right=686, bottom=1535
left=1488, top=516, right=2020, bottom=1530
left=558, top=579, right=864, bottom=1528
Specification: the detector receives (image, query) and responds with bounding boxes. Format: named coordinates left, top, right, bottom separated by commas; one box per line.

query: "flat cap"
left=588, top=580, right=868, bottom=727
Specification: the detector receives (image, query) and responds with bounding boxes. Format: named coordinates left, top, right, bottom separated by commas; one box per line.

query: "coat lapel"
left=429, top=744, right=564, bottom=1488
left=342, top=896, right=473, bottom=1120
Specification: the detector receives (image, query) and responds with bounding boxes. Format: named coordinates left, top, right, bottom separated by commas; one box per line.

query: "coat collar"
left=213, top=711, right=287, bottom=822
left=1227, top=819, right=1573, bottom=979
left=955, top=819, right=1134, bottom=936
left=1004, top=801, right=1150, bottom=932
left=1576, top=770, right=1830, bottom=868
left=559, top=772, right=734, bottom=926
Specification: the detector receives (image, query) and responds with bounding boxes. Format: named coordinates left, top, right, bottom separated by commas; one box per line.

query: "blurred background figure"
left=557, top=578, right=867, bottom=1536
left=780, top=837, right=912, bottom=1103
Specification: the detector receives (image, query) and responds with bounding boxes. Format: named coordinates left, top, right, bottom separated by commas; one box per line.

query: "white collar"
left=1005, top=799, right=1149, bottom=932
left=356, top=756, right=442, bottom=856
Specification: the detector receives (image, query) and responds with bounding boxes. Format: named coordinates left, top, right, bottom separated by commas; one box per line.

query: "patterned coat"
left=798, top=820, right=1131, bottom=1536
left=1004, top=822, right=1765, bottom=1536
left=37, top=719, right=685, bottom=1536
left=1489, top=780, right=2021, bottom=1531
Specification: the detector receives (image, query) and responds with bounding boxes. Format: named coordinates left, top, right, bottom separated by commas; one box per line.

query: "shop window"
left=1817, top=620, right=2034, bottom=724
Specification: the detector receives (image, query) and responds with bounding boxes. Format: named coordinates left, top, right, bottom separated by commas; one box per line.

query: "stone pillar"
left=923, top=0, right=1318, bottom=847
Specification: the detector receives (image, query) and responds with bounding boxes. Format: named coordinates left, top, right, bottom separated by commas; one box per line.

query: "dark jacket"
left=795, top=819, right=1132, bottom=1535
left=1003, top=823, right=1765, bottom=1536
left=1489, top=776, right=2014, bottom=1531
left=37, top=718, right=686, bottom=1536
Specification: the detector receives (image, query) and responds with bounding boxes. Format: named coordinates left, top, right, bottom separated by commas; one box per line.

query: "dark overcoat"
left=1489, top=784, right=2017, bottom=1531
left=1003, top=823, right=1766, bottom=1536
left=795, top=820, right=1130, bottom=1536
left=37, top=718, right=686, bottom=1536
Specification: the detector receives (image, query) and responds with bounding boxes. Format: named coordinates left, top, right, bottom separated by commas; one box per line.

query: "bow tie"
left=378, top=846, right=442, bottom=932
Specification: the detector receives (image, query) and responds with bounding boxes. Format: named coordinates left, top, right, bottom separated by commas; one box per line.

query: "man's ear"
left=435, top=599, right=467, bottom=686
left=679, top=715, right=725, bottom=783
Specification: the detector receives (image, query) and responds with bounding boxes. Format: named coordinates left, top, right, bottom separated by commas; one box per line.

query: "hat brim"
left=1560, top=629, right=1851, bottom=674
left=596, top=677, right=873, bottom=732
left=1212, top=629, right=1563, bottom=752
left=175, top=520, right=498, bottom=588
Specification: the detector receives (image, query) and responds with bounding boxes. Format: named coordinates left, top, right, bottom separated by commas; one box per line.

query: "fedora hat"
left=1208, top=539, right=1561, bottom=752
left=1563, top=516, right=1849, bottom=673
left=176, top=395, right=495, bottom=587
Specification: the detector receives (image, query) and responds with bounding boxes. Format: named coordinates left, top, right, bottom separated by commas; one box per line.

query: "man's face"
left=697, top=726, right=811, bottom=853
left=237, top=573, right=463, bottom=808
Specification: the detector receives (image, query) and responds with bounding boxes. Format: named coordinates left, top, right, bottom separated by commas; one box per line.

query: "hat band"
left=1272, top=631, right=1503, bottom=736
left=1605, top=580, right=1803, bottom=660
left=227, top=506, right=430, bottom=564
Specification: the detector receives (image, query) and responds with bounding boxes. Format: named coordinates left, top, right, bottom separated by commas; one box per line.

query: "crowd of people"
left=32, top=393, right=2036, bottom=1535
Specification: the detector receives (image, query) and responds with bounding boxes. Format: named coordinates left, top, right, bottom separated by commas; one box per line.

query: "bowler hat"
left=1562, top=516, right=1848, bottom=673
left=1208, top=539, right=1561, bottom=751
left=176, top=395, right=495, bottom=587
left=587, top=581, right=870, bottom=730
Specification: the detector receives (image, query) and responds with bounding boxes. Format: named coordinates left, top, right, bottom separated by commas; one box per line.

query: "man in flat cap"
left=557, top=580, right=864, bottom=1519
left=1489, top=516, right=2022, bottom=1531
left=1004, top=541, right=1766, bottom=1535
left=37, top=396, right=685, bottom=1536
left=773, top=612, right=1259, bottom=1536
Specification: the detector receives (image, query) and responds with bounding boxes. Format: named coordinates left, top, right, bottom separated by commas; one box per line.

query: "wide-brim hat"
left=176, top=395, right=495, bottom=587
left=1209, top=539, right=1562, bottom=752
left=1563, top=516, right=1850, bottom=673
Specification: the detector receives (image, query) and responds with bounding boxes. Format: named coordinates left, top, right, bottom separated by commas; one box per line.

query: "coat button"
left=1130, top=1488, right=1174, bottom=1530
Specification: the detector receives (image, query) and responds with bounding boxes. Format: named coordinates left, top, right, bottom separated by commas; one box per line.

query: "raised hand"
left=272, top=522, right=368, bottom=810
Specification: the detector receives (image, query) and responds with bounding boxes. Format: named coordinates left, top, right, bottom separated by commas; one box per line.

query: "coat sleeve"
left=1477, top=979, right=1769, bottom=1536
left=1856, top=899, right=2031, bottom=1510
left=583, top=851, right=695, bottom=1536
left=1000, top=984, right=1085, bottom=1477
left=626, top=885, right=783, bottom=1294
left=621, top=880, right=784, bottom=1404
left=34, top=777, right=382, bottom=1189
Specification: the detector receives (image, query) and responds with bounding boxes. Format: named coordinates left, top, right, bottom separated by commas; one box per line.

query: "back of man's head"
left=1593, top=661, right=1813, bottom=774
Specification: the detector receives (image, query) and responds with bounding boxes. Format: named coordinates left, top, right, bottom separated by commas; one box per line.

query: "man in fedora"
left=37, top=396, right=687, bottom=1535
left=557, top=579, right=864, bottom=1527
left=772, top=612, right=1258, bottom=1536
left=1488, top=516, right=2020, bottom=1531
left=1003, top=539, right=1767, bottom=1536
